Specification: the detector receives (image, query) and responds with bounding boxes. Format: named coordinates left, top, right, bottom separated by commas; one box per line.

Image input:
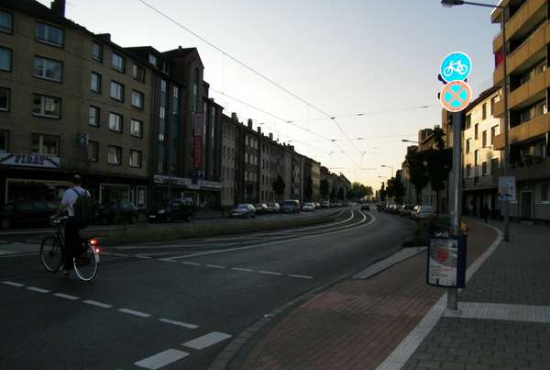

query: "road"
left=0, top=208, right=413, bottom=370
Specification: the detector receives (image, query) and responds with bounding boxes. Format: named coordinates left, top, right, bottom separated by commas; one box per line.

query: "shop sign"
left=0, top=153, right=60, bottom=168
left=427, top=236, right=466, bottom=288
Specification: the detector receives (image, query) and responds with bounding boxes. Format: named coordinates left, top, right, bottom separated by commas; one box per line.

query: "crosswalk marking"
left=182, top=332, right=232, bottom=350
left=134, top=349, right=189, bottom=370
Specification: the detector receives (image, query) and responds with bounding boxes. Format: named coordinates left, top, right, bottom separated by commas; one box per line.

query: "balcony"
left=493, top=0, right=547, bottom=53
left=494, top=21, right=550, bottom=86
left=463, top=175, right=497, bottom=191
left=493, top=155, right=550, bottom=181
left=508, top=66, right=550, bottom=110
left=493, top=113, right=550, bottom=150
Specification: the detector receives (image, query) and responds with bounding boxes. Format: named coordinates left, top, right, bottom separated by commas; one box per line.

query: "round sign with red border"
left=440, top=80, right=472, bottom=112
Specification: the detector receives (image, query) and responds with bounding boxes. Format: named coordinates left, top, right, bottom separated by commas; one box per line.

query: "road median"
left=82, top=211, right=344, bottom=246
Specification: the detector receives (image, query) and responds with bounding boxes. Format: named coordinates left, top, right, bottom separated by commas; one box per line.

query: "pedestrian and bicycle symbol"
left=440, top=80, right=472, bottom=112
left=440, top=52, right=471, bottom=83
left=439, top=52, right=473, bottom=113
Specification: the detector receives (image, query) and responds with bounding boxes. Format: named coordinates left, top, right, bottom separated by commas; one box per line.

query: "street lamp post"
left=442, top=0, right=510, bottom=242
left=401, top=139, right=419, bottom=144
left=381, top=164, right=394, bottom=178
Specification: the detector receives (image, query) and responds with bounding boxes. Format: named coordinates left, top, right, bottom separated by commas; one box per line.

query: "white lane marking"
left=205, top=264, right=226, bottom=269
left=112, top=253, right=129, bottom=257
left=134, top=349, right=190, bottom=370
left=259, top=270, right=283, bottom=276
left=158, top=318, right=199, bottom=329
left=53, top=293, right=79, bottom=301
left=83, top=300, right=113, bottom=309
left=445, top=302, right=550, bottom=324
left=26, top=286, right=50, bottom=293
left=135, top=255, right=152, bottom=259
left=182, top=332, right=232, bottom=350
left=158, top=258, right=178, bottom=263
left=118, top=308, right=151, bottom=318
left=231, top=267, right=254, bottom=272
left=288, top=274, right=314, bottom=280
left=180, top=261, right=201, bottom=266
left=2, top=281, right=25, bottom=288
left=102, top=252, right=114, bottom=255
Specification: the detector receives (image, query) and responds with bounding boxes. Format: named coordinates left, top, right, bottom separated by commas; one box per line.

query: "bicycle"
left=443, top=60, right=469, bottom=77
left=40, top=216, right=101, bottom=281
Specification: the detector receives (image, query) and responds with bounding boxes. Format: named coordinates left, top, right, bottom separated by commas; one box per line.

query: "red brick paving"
left=240, top=219, right=498, bottom=370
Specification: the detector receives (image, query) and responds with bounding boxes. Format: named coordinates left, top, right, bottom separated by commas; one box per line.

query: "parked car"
left=302, top=202, right=316, bottom=212
left=414, top=205, right=436, bottom=219
left=361, top=204, right=370, bottom=211
left=254, top=203, right=268, bottom=215
left=0, top=200, right=58, bottom=229
left=148, top=198, right=194, bottom=223
left=229, top=204, right=256, bottom=219
left=314, top=202, right=321, bottom=209
left=266, top=202, right=280, bottom=213
left=321, top=201, right=331, bottom=208
left=282, top=200, right=301, bottom=213
left=399, top=204, right=415, bottom=217
left=95, top=201, right=139, bottom=224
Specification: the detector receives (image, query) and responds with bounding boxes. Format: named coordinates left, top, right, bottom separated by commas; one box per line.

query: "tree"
left=320, top=179, right=329, bottom=200
left=347, top=188, right=353, bottom=201
left=424, top=127, right=452, bottom=214
left=272, top=175, right=285, bottom=201
left=304, top=177, right=313, bottom=202
left=386, top=176, right=406, bottom=204
left=379, top=183, right=387, bottom=202
left=406, top=149, right=429, bottom=204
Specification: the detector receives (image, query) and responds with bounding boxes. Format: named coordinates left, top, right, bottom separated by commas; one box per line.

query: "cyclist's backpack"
left=72, top=189, right=93, bottom=228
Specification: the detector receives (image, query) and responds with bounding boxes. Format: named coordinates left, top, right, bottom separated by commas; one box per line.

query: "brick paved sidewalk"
left=238, top=218, right=498, bottom=370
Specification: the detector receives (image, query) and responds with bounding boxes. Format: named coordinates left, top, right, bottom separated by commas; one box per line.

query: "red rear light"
left=95, top=247, right=102, bottom=254
left=90, top=239, right=98, bottom=246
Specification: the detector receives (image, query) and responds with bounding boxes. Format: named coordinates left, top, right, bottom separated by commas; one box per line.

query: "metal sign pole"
left=448, top=111, right=463, bottom=311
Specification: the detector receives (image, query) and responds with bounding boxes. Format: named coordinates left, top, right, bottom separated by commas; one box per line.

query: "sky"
left=40, top=0, right=501, bottom=189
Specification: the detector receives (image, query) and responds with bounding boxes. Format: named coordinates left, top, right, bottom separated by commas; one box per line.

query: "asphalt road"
left=0, top=208, right=413, bottom=370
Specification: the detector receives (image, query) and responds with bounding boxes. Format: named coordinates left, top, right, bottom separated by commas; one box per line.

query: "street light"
left=381, top=164, right=394, bottom=178
left=441, top=0, right=510, bottom=243
left=401, top=139, right=419, bottom=144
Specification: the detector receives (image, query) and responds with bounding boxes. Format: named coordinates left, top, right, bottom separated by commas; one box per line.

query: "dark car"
left=229, top=204, right=256, bottom=219
left=95, top=201, right=139, bottom=225
left=361, top=204, right=370, bottom=211
left=266, top=202, right=280, bottom=213
left=0, top=200, right=58, bottom=229
left=282, top=200, right=301, bottom=214
left=254, top=203, right=268, bottom=215
left=149, top=198, right=195, bottom=223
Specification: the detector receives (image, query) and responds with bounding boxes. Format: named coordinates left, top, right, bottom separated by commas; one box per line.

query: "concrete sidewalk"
left=235, top=218, right=549, bottom=370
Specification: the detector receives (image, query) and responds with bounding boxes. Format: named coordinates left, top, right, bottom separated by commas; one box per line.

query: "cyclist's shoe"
left=57, top=266, right=70, bottom=276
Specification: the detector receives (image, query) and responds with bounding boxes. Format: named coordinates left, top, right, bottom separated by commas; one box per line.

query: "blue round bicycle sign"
left=440, top=52, right=472, bottom=83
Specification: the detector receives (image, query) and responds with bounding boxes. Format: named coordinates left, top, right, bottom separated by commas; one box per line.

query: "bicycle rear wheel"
left=73, top=243, right=99, bottom=281
left=40, top=236, right=63, bottom=273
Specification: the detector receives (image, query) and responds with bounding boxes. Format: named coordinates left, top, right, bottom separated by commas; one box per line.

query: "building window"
left=490, top=96, right=499, bottom=114
left=88, top=141, right=98, bottom=162
left=36, top=23, right=64, bottom=47
left=482, top=161, right=487, bottom=175
left=31, top=134, right=59, bottom=155
left=92, top=42, right=103, bottom=62
left=110, top=81, right=124, bottom=101
left=34, top=56, right=62, bottom=81
left=109, top=112, right=123, bottom=132
left=482, top=103, right=487, bottom=120
left=0, top=47, right=12, bottom=71
left=0, top=130, right=7, bottom=153
left=130, top=119, right=143, bottom=138
left=0, top=11, right=13, bottom=34
left=474, top=124, right=479, bottom=140
left=90, top=72, right=101, bottom=93
left=172, top=86, right=180, bottom=114
left=132, top=65, right=145, bottom=82
left=88, top=106, right=100, bottom=127
left=149, top=53, right=157, bottom=67
left=482, top=131, right=487, bottom=147
left=107, top=146, right=122, bottom=165
left=161, top=79, right=167, bottom=92
left=32, top=94, right=61, bottom=118
left=474, top=150, right=479, bottom=167
left=111, top=53, right=125, bottom=72
left=491, top=158, right=499, bottom=173
left=542, top=184, right=549, bottom=202
left=0, top=87, right=9, bottom=111
left=132, top=90, right=144, bottom=109
left=491, top=126, right=497, bottom=143
left=129, top=150, right=142, bottom=168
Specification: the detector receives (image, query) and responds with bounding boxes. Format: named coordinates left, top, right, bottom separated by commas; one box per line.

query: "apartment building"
left=221, top=113, right=240, bottom=207
left=0, top=0, right=152, bottom=207
left=462, top=86, right=501, bottom=217
left=491, top=0, right=550, bottom=221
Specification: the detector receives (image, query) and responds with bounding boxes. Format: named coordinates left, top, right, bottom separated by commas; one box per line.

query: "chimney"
left=257, top=126, right=262, bottom=134
left=51, top=0, right=66, bottom=17
left=231, top=112, right=238, bottom=121
left=269, top=133, right=273, bottom=140
left=247, top=119, right=253, bottom=129
left=97, top=33, right=112, bottom=41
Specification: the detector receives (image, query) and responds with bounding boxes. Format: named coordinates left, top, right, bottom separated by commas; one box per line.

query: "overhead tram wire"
left=135, top=0, right=371, bottom=161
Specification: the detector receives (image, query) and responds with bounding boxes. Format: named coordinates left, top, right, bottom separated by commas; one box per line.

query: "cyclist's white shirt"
left=61, top=186, right=89, bottom=217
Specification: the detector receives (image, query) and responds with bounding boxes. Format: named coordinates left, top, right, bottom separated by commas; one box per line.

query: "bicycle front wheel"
left=73, top=243, right=99, bottom=281
left=40, top=236, right=63, bottom=273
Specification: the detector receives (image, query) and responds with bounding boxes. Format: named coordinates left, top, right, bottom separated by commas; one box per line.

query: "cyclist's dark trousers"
left=63, top=218, right=81, bottom=270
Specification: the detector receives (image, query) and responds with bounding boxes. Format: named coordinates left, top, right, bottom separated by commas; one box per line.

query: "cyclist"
left=55, top=175, right=90, bottom=276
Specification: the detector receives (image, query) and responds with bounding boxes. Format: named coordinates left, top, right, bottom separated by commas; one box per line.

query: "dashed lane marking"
left=53, top=293, right=79, bottom=301
left=182, top=332, right=233, bottom=350
left=259, top=270, right=283, bottom=276
left=118, top=308, right=151, bottom=318
left=287, top=274, right=314, bottom=280
left=2, top=281, right=25, bottom=288
left=83, top=300, right=113, bottom=309
left=180, top=261, right=201, bottom=266
left=231, top=267, right=253, bottom=273
left=205, top=264, right=226, bottom=269
left=158, top=258, right=178, bottom=263
left=135, top=255, right=152, bottom=259
left=26, top=286, right=50, bottom=293
left=112, top=253, right=130, bottom=257
left=134, top=349, right=190, bottom=370
left=158, top=318, right=198, bottom=330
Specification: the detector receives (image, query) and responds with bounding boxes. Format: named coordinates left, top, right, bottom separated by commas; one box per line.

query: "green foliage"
left=406, top=149, right=429, bottom=204
left=386, top=175, right=406, bottom=204
left=272, top=175, right=286, bottom=198
left=304, top=177, right=313, bottom=201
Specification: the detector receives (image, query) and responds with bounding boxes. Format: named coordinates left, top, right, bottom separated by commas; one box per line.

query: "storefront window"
left=31, top=134, right=59, bottom=155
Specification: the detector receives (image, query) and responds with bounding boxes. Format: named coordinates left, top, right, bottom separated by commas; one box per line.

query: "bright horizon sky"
left=40, top=0, right=501, bottom=189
